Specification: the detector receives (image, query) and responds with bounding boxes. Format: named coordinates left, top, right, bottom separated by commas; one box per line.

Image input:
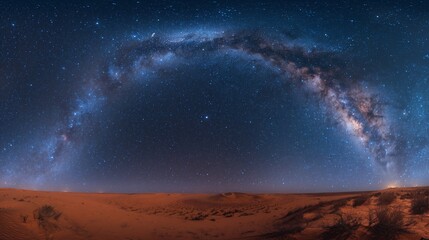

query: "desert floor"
left=1, top=187, right=429, bottom=240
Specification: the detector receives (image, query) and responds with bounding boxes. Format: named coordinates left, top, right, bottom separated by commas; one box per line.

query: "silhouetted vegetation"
left=34, top=205, right=62, bottom=221
left=410, top=191, right=429, bottom=215
left=321, top=214, right=359, bottom=240
left=378, top=192, right=396, bottom=205
left=33, top=205, right=62, bottom=240
left=369, top=207, right=405, bottom=240
left=20, top=214, right=28, bottom=223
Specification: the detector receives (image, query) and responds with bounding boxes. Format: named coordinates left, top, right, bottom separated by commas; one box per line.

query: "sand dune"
left=1, top=188, right=429, bottom=239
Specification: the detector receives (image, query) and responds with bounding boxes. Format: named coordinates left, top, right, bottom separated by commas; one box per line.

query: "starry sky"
left=1, top=1, right=429, bottom=193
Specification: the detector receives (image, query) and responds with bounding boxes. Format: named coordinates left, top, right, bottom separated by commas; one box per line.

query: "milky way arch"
left=2, top=29, right=405, bottom=186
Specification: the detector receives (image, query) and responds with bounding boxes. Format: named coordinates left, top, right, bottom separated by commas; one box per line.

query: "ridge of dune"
left=0, top=208, right=40, bottom=240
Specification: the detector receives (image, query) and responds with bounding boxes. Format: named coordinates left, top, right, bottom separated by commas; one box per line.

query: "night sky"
left=2, top=1, right=429, bottom=193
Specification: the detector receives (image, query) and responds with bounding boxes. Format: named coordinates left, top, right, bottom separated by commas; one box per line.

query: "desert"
left=1, top=187, right=429, bottom=240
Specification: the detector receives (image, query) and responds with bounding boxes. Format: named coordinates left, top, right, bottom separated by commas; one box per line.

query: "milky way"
left=110, top=30, right=406, bottom=174
left=5, top=0, right=429, bottom=192
left=1, top=29, right=406, bottom=187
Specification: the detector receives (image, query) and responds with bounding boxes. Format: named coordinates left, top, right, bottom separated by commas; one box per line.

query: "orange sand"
left=1, top=188, right=429, bottom=239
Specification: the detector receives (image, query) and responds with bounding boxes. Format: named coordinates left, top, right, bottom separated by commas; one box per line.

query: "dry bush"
left=34, top=205, right=62, bottom=221
left=410, top=192, right=429, bottom=215
left=353, top=195, right=369, bottom=207
left=33, top=205, right=62, bottom=240
left=20, top=214, right=28, bottom=223
left=321, top=214, right=359, bottom=240
left=378, top=192, right=396, bottom=205
left=369, top=207, right=405, bottom=240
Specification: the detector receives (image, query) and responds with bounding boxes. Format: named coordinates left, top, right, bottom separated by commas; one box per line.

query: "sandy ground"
left=1, top=187, right=429, bottom=240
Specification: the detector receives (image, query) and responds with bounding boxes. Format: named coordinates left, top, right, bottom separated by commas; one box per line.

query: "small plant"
left=33, top=205, right=62, bottom=240
left=369, top=207, right=405, bottom=240
left=20, top=214, right=28, bottom=223
left=321, top=214, right=359, bottom=240
left=353, top=195, right=369, bottom=207
left=410, top=191, right=429, bottom=214
left=378, top=192, right=396, bottom=205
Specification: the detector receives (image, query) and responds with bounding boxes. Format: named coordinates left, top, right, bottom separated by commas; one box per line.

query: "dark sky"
left=1, top=1, right=429, bottom=193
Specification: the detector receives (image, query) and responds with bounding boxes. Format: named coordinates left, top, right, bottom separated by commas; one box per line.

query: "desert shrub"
left=410, top=192, right=429, bottom=214
left=378, top=192, right=396, bottom=205
left=321, top=214, right=359, bottom=240
left=353, top=195, right=369, bottom=207
left=33, top=205, right=62, bottom=221
left=33, top=205, right=62, bottom=239
left=369, top=207, right=405, bottom=240
left=20, top=214, right=28, bottom=223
